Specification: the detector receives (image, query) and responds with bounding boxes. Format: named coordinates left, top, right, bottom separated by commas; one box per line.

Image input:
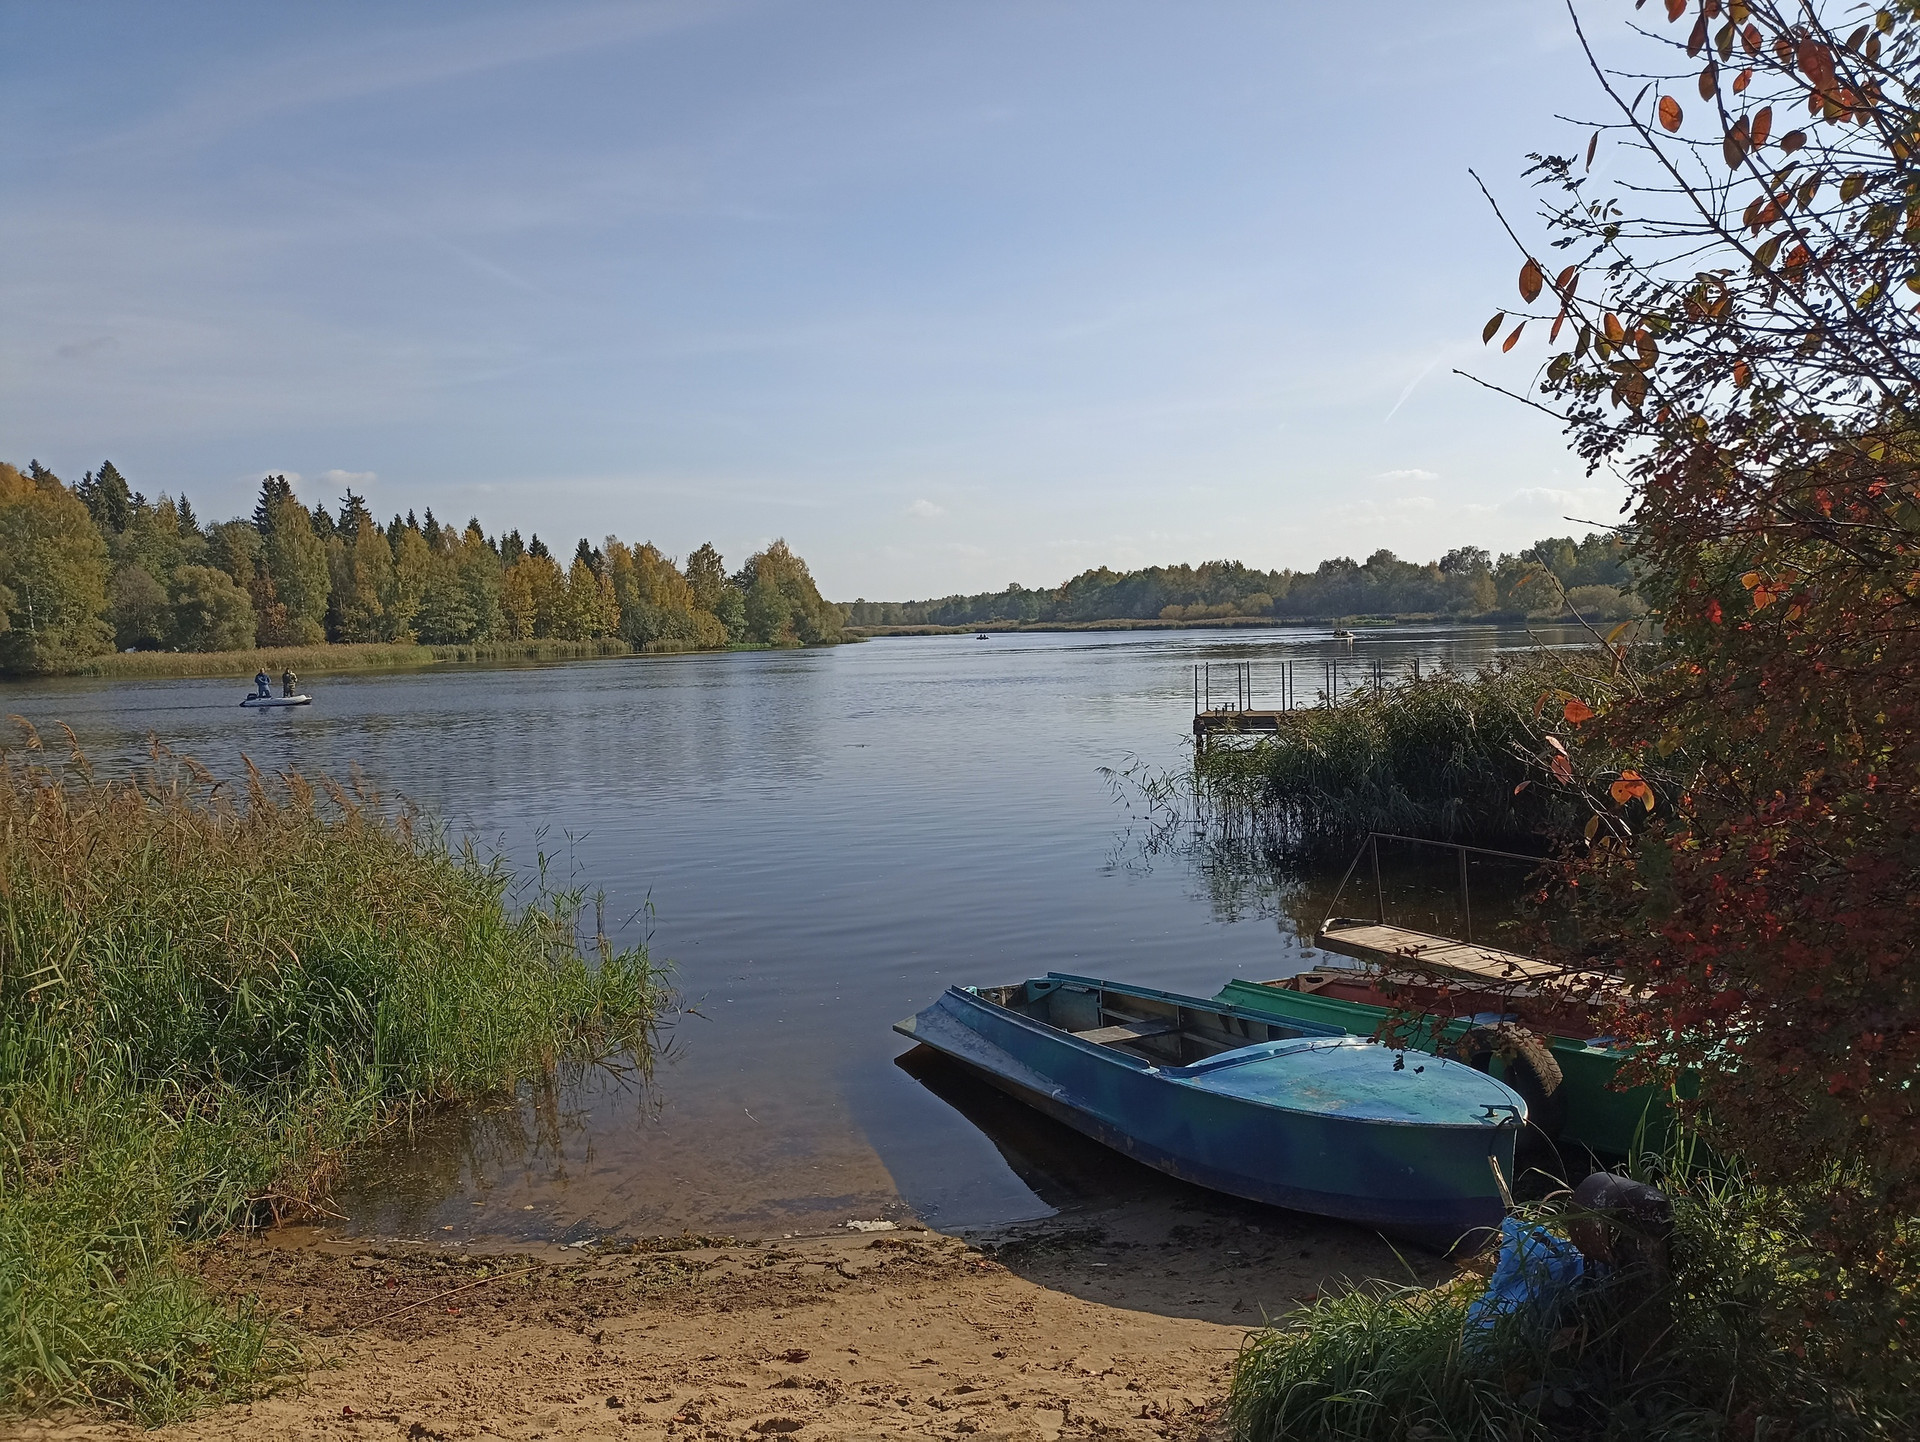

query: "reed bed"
left=69, top=642, right=439, bottom=680
left=1192, top=653, right=1607, bottom=859
left=1230, top=1145, right=1913, bottom=1442
left=427, top=637, right=632, bottom=663
left=0, top=728, right=663, bottom=1421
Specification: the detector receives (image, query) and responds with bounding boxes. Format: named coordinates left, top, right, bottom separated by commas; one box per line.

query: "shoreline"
left=28, top=1199, right=1443, bottom=1442
left=846, top=615, right=1531, bottom=637
left=5, top=637, right=847, bottom=684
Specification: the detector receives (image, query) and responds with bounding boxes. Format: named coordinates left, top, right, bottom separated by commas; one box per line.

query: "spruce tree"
left=251, top=475, right=294, bottom=533
left=77, top=461, right=134, bottom=535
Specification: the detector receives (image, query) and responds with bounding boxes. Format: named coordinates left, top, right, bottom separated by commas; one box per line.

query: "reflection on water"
left=5, top=624, right=1582, bottom=1240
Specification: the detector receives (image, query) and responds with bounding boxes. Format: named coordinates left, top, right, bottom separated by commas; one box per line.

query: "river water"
left=8, top=623, right=1576, bottom=1243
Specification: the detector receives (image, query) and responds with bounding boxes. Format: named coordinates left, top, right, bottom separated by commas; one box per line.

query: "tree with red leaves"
left=1477, top=0, right=1920, bottom=1374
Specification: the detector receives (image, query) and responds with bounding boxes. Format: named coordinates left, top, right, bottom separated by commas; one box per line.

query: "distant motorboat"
left=1333, top=628, right=1356, bottom=640
left=976, top=633, right=991, bottom=640
left=241, top=692, right=312, bottom=708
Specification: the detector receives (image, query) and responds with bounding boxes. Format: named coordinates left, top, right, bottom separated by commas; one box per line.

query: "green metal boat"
left=1212, top=975, right=1670, bottom=1158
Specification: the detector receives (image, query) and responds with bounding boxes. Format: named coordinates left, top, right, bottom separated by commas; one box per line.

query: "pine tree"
left=77, top=461, right=134, bottom=535
left=501, top=529, right=525, bottom=566
left=337, top=489, right=373, bottom=534
left=251, top=475, right=294, bottom=533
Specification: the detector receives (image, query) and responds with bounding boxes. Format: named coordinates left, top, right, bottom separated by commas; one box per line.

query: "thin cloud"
left=84, top=3, right=736, bottom=161
left=905, top=498, right=946, bottom=519
left=54, top=336, right=118, bottom=362
left=1378, top=468, right=1438, bottom=483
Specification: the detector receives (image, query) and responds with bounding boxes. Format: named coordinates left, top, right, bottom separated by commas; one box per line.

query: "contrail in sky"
left=1383, top=351, right=1447, bottom=423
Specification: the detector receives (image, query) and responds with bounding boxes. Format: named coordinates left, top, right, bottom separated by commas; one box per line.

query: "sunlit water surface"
left=9, top=625, right=1577, bottom=1242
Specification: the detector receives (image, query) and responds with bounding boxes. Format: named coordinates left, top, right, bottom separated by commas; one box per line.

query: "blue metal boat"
left=895, top=973, right=1527, bottom=1244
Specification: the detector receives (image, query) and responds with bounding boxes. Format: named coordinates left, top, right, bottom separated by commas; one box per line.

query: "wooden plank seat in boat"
left=1074, top=1018, right=1180, bottom=1047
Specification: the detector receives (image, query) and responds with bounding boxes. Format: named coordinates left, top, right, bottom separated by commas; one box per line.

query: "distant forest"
left=0, top=460, right=843, bottom=674
left=842, top=535, right=1642, bottom=629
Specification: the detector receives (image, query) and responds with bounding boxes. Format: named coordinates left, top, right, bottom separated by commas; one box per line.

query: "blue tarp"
left=1467, top=1217, right=1586, bottom=1330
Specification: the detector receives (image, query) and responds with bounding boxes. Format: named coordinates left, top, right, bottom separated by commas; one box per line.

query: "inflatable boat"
left=240, top=693, right=312, bottom=708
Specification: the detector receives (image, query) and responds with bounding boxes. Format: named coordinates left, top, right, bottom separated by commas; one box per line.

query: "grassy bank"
left=1192, top=652, right=1611, bottom=859
left=0, top=731, right=663, bottom=1421
left=1230, top=1149, right=1915, bottom=1440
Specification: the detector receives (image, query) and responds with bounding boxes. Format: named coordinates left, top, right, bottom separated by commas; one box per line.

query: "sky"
left=1, top=1, right=1638, bottom=601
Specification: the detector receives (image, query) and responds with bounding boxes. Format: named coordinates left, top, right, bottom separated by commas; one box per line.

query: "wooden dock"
left=1192, top=709, right=1291, bottom=743
left=1316, top=919, right=1628, bottom=1002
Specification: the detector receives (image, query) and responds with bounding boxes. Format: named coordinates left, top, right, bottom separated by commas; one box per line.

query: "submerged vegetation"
left=0, top=731, right=663, bottom=1420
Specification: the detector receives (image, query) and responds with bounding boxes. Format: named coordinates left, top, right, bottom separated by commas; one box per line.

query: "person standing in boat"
left=281, top=667, right=297, bottom=699
left=254, top=669, right=271, bottom=699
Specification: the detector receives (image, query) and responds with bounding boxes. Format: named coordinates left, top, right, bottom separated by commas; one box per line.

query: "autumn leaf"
left=1552, top=752, right=1575, bottom=785
left=1751, top=105, right=1772, bottom=148
left=1502, top=322, right=1526, bottom=352
left=1604, top=312, right=1626, bottom=343
left=1699, top=63, right=1718, bottom=99
left=1519, top=258, right=1544, bottom=302
left=1665, top=0, right=1684, bottom=19
left=1586, top=131, right=1599, bottom=169
left=1733, top=359, right=1752, bottom=387
left=1659, top=95, right=1684, bottom=131
left=1564, top=698, right=1597, bottom=724
left=1610, top=773, right=1656, bottom=809
left=1724, top=115, right=1750, bottom=169
left=1483, top=311, right=1506, bottom=344
left=1733, top=66, right=1753, bottom=94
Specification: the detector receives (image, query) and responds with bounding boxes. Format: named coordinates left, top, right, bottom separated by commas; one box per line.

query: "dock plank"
left=1316, top=921, right=1626, bottom=999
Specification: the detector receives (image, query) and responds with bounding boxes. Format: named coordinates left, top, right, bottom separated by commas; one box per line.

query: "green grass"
left=1192, top=652, right=1615, bottom=859
left=0, top=727, right=663, bottom=1422
left=1230, top=1145, right=1917, bottom=1441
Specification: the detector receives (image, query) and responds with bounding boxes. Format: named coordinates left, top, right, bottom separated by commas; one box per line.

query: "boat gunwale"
left=931, top=975, right=1526, bottom=1132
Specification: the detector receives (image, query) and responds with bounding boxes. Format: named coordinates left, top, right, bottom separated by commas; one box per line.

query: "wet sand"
left=14, top=1200, right=1444, bottom=1442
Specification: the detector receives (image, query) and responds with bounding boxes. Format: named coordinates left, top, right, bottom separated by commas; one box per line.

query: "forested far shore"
left=0, top=461, right=846, bottom=676
left=842, top=534, right=1641, bottom=629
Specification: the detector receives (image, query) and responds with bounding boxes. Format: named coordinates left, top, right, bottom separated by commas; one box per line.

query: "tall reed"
left=0, top=728, right=663, bottom=1421
left=1192, top=652, right=1611, bottom=859
left=68, top=642, right=438, bottom=680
